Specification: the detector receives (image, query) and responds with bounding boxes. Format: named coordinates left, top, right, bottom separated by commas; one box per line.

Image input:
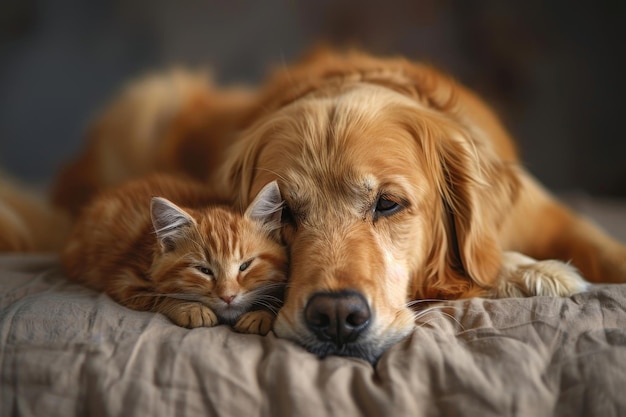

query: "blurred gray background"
left=1, top=0, right=625, bottom=196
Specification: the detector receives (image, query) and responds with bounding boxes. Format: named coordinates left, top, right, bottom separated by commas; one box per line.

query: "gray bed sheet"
left=1, top=195, right=625, bottom=417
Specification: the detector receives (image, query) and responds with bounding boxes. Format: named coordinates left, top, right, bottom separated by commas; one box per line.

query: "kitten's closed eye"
left=195, top=265, right=214, bottom=276
left=239, top=259, right=253, bottom=272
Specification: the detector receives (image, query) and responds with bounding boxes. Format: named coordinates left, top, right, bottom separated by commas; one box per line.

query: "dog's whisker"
left=412, top=304, right=450, bottom=315
left=404, top=298, right=448, bottom=309
left=411, top=307, right=466, bottom=331
left=413, top=305, right=451, bottom=317
left=414, top=318, right=443, bottom=329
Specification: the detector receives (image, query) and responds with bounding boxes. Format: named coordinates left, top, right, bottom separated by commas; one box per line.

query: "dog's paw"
left=495, top=251, right=590, bottom=298
left=234, top=310, right=275, bottom=335
left=165, top=303, right=218, bottom=328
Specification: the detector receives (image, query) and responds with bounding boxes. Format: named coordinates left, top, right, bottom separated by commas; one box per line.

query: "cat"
left=62, top=174, right=288, bottom=335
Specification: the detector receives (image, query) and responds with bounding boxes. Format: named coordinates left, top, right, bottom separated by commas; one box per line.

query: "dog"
left=52, top=49, right=626, bottom=363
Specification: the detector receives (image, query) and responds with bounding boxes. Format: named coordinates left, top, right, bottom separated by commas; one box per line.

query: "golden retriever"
left=52, top=49, right=626, bottom=362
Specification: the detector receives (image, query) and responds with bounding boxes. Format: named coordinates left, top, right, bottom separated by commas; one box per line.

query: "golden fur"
left=50, top=49, right=626, bottom=361
left=51, top=70, right=255, bottom=216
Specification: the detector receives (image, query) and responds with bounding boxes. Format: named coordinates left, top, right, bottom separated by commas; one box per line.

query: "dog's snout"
left=304, top=291, right=371, bottom=346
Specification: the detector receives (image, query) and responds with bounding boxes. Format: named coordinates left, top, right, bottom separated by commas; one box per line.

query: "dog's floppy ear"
left=400, top=113, right=520, bottom=299
left=441, top=126, right=518, bottom=292
left=407, top=109, right=520, bottom=299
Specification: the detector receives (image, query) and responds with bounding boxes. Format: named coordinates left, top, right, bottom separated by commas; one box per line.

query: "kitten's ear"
left=151, top=197, right=196, bottom=252
left=244, top=181, right=283, bottom=231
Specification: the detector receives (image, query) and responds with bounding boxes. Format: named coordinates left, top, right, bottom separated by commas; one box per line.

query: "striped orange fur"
left=62, top=174, right=287, bottom=335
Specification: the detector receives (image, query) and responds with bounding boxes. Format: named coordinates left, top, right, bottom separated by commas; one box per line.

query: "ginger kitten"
left=62, top=175, right=287, bottom=335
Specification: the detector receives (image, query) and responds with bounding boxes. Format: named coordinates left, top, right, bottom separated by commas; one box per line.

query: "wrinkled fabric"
left=1, top=254, right=626, bottom=417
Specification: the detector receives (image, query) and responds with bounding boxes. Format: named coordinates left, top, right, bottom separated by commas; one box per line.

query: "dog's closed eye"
left=373, top=194, right=404, bottom=220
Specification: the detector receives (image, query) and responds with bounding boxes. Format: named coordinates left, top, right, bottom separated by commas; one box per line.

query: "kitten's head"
left=149, top=181, right=287, bottom=324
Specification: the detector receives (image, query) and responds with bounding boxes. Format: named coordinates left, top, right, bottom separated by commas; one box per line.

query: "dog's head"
left=218, top=50, right=519, bottom=362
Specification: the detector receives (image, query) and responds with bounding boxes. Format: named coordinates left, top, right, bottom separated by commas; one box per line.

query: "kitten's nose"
left=304, top=290, right=371, bottom=347
left=220, top=295, right=236, bottom=304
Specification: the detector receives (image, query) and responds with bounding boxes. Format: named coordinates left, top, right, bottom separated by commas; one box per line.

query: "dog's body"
left=52, top=50, right=626, bottom=362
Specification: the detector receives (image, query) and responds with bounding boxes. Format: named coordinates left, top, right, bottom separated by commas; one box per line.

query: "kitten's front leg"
left=160, top=300, right=218, bottom=328
left=234, top=310, right=275, bottom=335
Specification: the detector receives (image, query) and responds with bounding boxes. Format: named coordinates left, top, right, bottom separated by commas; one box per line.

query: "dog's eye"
left=374, top=195, right=403, bottom=218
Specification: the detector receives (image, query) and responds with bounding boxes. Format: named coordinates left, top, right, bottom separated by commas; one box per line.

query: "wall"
left=1, top=0, right=624, bottom=195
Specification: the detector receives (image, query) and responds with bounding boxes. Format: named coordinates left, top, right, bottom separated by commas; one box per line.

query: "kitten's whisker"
left=123, top=293, right=157, bottom=301
left=249, top=287, right=282, bottom=297
left=122, top=292, right=206, bottom=303
left=255, top=298, right=284, bottom=309
left=251, top=292, right=284, bottom=303
left=254, top=306, right=278, bottom=316
left=252, top=281, right=286, bottom=290
left=248, top=284, right=286, bottom=298
left=162, top=293, right=206, bottom=302
left=259, top=299, right=283, bottom=307
left=251, top=300, right=279, bottom=315
left=250, top=296, right=281, bottom=307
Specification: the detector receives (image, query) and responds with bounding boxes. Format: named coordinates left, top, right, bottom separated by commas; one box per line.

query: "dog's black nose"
left=304, top=291, right=371, bottom=346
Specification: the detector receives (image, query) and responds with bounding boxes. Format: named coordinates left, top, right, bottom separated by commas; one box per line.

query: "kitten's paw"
left=495, top=252, right=590, bottom=298
left=234, top=310, right=275, bottom=335
left=166, top=303, right=218, bottom=328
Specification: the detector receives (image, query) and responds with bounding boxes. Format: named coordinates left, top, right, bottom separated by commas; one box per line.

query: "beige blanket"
left=1, top=195, right=626, bottom=416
